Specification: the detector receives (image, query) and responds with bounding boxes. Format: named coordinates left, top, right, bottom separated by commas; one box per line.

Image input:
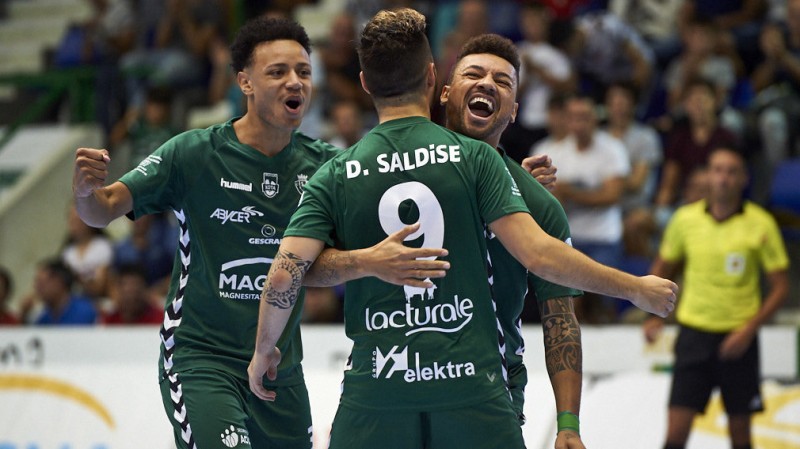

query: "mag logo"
left=218, top=257, right=272, bottom=300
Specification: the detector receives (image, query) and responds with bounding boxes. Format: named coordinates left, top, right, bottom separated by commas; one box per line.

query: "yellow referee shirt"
left=659, top=200, right=789, bottom=332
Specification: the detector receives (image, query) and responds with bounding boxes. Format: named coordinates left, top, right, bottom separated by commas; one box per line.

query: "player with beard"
left=249, top=9, right=676, bottom=448
left=440, top=33, right=584, bottom=448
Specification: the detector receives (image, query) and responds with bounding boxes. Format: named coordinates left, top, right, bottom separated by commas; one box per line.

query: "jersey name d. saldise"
left=285, top=116, right=529, bottom=411
left=119, top=120, right=339, bottom=385
left=488, top=152, right=582, bottom=391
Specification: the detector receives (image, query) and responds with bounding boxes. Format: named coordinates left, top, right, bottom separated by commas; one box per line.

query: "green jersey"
left=119, top=119, right=339, bottom=386
left=285, top=116, right=529, bottom=411
left=487, top=150, right=582, bottom=398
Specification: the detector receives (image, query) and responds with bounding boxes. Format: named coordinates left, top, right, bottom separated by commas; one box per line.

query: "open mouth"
left=285, top=98, right=303, bottom=113
left=468, top=96, right=495, bottom=118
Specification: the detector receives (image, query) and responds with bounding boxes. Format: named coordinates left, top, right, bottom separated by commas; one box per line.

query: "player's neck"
left=375, top=102, right=431, bottom=124
left=234, top=115, right=293, bottom=157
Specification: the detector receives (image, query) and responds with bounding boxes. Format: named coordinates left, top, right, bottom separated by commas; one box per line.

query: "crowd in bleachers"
left=1, top=0, right=799, bottom=326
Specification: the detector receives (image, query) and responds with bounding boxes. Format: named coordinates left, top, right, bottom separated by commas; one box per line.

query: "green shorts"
left=159, top=368, right=312, bottom=449
left=328, top=393, right=524, bottom=449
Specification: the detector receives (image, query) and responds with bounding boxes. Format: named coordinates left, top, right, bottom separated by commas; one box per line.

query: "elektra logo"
left=210, top=206, right=264, bottom=224
left=365, top=295, right=473, bottom=336
left=220, top=177, right=253, bottom=192
left=218, top=257, right=272, bottom=300
left=373, top=346, right=476, bottom=383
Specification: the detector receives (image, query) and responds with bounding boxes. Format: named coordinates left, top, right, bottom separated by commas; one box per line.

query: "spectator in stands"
left=112, top=212, right=177, bottom=296
left=110, top=87, right=179, bottom=169
left=0, top=266, right=19, bottom=325
left=604, top=82, right=663, bottom=258
left=319, top=13, right=373, bottom=115
left=609, top=0, right=685, bottom=69
left=643, top=146, right=789, bottom=449
left=325, top=100, right=366, bottom=149
left=681, top=0, right=768, bottom=73
left=26, top=258, right=97, bottom=326
left=62, top=204, right=114, bottom=301
left=119, top=0, right=223, bottom=110
left=79, top=0, right=137, bottom=138
left=501, top=2, right=575, bottom=163
left=532, top=95, right=631, bottom=322
left=567, top=10, right=655, bottom=104
left=102, top=264, right=163, bottom=325
left=751, top=0, right=800, bottom=166
left=529, top=93, right=570, bottom=157
left=654, top=77, right=739, bottom=225
left=663, top=16, right=744, bottom=136
left=110, top=87, right=180, bottom=171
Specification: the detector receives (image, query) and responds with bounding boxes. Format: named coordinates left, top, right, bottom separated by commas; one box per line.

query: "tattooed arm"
left=249, top=236, right=325, bottom=401
left=540, top=295, right=585, bottom=448
left=304, top=223, right=450, bottom=287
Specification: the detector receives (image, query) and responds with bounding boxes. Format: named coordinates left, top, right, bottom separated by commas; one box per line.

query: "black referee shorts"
left=669, top=325, right=763, bottom=416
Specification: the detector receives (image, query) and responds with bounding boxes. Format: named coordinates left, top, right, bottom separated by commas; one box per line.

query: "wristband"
left=557, top=411, right=580, bottom=435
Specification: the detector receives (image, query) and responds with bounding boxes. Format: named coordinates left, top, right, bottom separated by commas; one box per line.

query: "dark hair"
left=358, top=8, right=432, bottom=99
left=547, top=92, right=569, bottom=110
left=41, top=258, right=74, bottom=290
left=450, top=34, right=521, bottom=83
left=231, top=17, right=311, bottom=72
left=114, top=263, right=148, bottom=281
left=0, top=266, right=12, bottom=300
left=606, top=81, right=640, bottom=104
left=683, top=76, right=717, bottom=98
left=709, top=144, right=746, bottom=163
left=146, top=87, right=173, bottom=106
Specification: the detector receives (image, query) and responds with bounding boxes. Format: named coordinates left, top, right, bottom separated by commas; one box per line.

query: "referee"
left=644, top=145, right=790, bottom=449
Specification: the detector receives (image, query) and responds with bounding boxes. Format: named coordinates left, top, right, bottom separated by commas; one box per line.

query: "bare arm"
left=540, top=296, right=582, bottom=413
left=719, top=269, right=789, bottom=360
left=654, top=160, right=681, bottom=207
left=249, top=236, right=325, bottom=401
left=489, top=213, right=677, bottom=317
left=304, top=223, right=449, bottom=287
left=643, top=256, right=682, bottom=342
left=521, top=154, right=558, bottom=191
left=540, top=296, right=585, bottom=447
left=557, top=177, right=625, bottom=207
left=73, top=148, right=133, bottom=227
left=625, top=161, right=652, bottom=194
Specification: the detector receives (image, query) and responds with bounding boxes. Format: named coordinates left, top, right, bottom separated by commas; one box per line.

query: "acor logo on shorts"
left=220, top=425, right=251, bottom=447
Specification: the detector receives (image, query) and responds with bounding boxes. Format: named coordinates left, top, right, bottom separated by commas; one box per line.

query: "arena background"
left=0, top=1, right=798, bottom=448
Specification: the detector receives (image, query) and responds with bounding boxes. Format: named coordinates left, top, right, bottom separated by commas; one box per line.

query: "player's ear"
left=359, top=71, right=371, bottom=95
left=237, top=71, right=252, bottom=96
left=426, top=62, right=436, bottom=88
left=510, top=101, right=518, bottom=124
left=440, top=85, right=450, bottom=105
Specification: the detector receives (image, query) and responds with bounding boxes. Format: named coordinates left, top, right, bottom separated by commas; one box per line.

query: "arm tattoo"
left=263, top=250, right=313, bottom=309
left=539, top=296, right=582, bottom=377
left=306, top=249, right=356, bottom=287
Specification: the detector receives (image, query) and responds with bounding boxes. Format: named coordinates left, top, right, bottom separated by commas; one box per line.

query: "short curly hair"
left=450, top=34, right=520, bottom=84
left=358, top=8, right=432, bottom=99
left=231, top=17, right=311, bottom=72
